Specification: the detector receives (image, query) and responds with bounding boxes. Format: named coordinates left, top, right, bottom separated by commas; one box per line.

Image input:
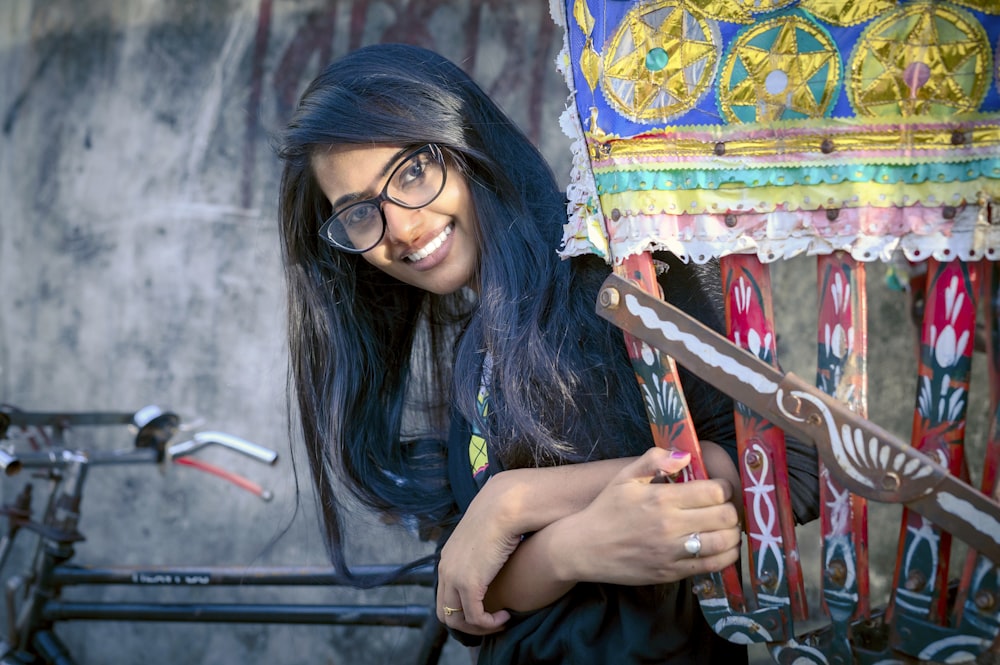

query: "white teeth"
left=405, top=225, right=452, bottom=262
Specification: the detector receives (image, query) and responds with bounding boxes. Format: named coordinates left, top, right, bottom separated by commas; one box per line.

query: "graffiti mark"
left=3, top=44, right=58, bottom=135
left=243, top=0, right=274, bottom=209
left=243, top=1, right=564, bottom=207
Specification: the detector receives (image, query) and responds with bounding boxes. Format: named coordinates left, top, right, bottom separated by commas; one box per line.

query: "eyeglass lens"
left=321, top=146, right=445, bottom=252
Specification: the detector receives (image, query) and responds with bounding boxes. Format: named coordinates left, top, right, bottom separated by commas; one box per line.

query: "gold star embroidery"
left=799, top=0, right=897, bottom=27
left=949, top=0, right=1000, bottom=15
left=602, top=1, right=719, bottom=122
left=684, top=0, right=753, bottom=23
left=850, top=3, right=990, bottom=117
left=731, top=0, right=796, bottom=14
left=720, top=16, right=840, bottom=124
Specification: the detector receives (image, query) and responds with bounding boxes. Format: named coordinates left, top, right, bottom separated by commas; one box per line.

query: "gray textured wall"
left=0, top=1, right=991, bottom=664
left=0, top=2, right=565, bottom=664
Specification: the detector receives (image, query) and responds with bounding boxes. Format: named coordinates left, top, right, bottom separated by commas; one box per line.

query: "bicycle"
left=0, top=405, right=448, bottom=665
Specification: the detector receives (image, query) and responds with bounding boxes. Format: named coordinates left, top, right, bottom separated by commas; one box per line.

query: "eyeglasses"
left=318, top=144, right=448, bottom=253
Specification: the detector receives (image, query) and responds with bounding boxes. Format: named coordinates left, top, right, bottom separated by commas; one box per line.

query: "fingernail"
left=670, top=450, right=690, bottom=459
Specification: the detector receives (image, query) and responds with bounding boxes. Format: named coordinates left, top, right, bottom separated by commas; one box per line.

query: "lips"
left=404, top=224, right=453, bottom=263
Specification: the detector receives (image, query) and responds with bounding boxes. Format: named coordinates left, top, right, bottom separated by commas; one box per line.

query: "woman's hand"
left=479, top=446, right=730, bottom=613
left=435, top=478, right=519, bottom=635
left=435, top=444, right=742, bottom=628
left=435, top=457, right=637, bottom=634
left=547, top=446, right=742, bottom=587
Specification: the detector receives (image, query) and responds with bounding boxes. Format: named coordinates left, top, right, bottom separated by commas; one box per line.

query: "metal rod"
left=13, top=449, right=159, bottom=470
left=41, top=602, right=432, bottom=627
left=51, top=564, right=436, bottom=587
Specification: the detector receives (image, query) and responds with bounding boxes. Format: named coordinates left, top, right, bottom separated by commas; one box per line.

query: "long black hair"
left=276, top=44, right=733, bottom=575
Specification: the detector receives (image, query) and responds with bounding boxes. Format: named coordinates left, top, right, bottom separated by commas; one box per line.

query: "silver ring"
left=684, top=532, right=702, bottom=557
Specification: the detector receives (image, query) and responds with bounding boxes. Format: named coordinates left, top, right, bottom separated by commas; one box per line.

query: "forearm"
left=434, top=457, right=634, bottom=630
left=462, top=458, right=632, bottom=614
left=484, top=457, right=634, bottom=535
left=483, top=512, right=579, bottom=612
left=483, top=442, right=742, bottom=613
left=439, top=447, right=743, bottom=633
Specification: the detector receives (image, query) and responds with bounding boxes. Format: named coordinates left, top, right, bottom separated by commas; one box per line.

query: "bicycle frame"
left=0, top=408, right=447, bottom=665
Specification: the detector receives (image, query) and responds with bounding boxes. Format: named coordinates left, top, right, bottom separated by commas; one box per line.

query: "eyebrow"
left=328, top=146, right=413, bottom=212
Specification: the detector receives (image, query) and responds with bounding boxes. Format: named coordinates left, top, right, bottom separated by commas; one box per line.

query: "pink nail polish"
left=670, top=450, right=689, bottom=459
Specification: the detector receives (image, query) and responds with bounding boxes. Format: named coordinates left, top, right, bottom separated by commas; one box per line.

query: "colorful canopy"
left=553, top=0, right=1000, bottom=263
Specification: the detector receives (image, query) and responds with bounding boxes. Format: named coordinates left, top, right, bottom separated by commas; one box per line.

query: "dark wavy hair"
left=275, top=44, right=734, bottom=579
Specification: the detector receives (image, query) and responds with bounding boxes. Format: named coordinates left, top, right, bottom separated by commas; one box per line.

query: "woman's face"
left=312, top=144, right=479, bottom=295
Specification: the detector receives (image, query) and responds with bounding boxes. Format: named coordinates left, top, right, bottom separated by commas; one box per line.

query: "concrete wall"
left=0, top=2, right=565, bottom=664
left=0, top=1, right=991, bottom=664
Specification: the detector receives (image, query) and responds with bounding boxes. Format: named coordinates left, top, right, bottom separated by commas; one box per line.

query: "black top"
left=442, top=254, right=817, bottom=664
left=446, top=407, right=750, bottom=665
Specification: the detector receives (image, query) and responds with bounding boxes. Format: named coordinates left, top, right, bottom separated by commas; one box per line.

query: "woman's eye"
left=398, top=155, right=429, bottom=186
left=342, top=204, right=376, bottom=227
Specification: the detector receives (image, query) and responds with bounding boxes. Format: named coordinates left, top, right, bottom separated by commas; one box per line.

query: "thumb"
left=618, top=446, right=691, bottom=483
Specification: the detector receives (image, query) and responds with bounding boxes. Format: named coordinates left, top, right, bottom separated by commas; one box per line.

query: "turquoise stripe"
left=593, top=158, right=1000, bottom=193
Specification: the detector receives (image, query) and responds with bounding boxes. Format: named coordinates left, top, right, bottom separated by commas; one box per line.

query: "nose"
left=381, top=201, right=422, bottom=245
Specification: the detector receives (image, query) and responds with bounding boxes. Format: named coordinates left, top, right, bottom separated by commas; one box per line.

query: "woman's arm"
left=434, top=456, right=639, bottom=633
left=436, top=444, right=741, bottom=633
left=480, top=444, right=741, bottom=613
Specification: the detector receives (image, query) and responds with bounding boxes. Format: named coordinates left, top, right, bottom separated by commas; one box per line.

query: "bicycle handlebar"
left=11, top=448, right=160, bottom=470
left=0, top=451, right=20, bottom=477
left=167, top=432, right=278, bottom=465
left=0, top=406, right=279, bottom=498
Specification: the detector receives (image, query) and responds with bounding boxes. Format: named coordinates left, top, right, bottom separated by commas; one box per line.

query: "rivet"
left=611, top=208, right=622, bottom=222
left=599, top=287, right=621, bottom=309
left=724, top=214, right=738, bottom=228
left=975, top=590, right=996, bottom=612
left=714, top=142, right=726, bottom=156
left=942, top=205, right=957, bottom=220
left=826, top=559, right=848, bottom=587
left=904, top=570, right=926, bottom=592
left=826, top=207, right=840, bottom=221
left=692, top=579, right=715, bottom=597
left=745, top=451, right=763, bottom=469
left=821, top=138, right=835, bottom=154
left=881, top=471, right=901, bottom=492
left=951, top=130, right=967, bottom=145
left=807, top=413, right=823, bottom=426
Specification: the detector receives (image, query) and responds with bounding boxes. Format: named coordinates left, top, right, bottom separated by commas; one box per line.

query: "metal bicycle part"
left=0, top=407, right=444, bottom=665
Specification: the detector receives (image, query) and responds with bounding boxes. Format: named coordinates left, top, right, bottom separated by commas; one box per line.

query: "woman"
left=276, top=43, right=814, bottom=663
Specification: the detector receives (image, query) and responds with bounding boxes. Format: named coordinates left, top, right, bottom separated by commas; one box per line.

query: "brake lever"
left=167, top=431, right=278, bottom=465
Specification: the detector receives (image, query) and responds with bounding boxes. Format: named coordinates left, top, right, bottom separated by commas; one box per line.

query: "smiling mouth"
left=404, top=224, right=453, bottom=262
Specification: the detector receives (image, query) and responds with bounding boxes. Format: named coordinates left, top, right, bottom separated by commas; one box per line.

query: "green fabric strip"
left=594, top=158, right=1000, bottom=193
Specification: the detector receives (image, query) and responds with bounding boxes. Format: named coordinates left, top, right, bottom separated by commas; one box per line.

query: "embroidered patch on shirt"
left=469, top=354, right=493, bottom=487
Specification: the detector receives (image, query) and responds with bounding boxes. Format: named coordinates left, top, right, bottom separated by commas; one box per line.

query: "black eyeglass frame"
left=317, top=144, right=448, bottom=254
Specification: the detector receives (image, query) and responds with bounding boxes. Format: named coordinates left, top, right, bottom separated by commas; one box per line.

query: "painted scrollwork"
left=775, top=387, right=937, bottom=503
